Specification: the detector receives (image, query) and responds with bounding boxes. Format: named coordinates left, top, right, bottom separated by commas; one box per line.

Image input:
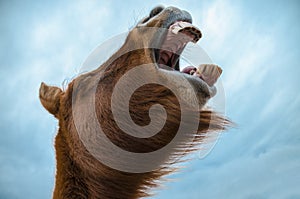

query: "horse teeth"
left=171, top=26, right=181, bottom=34
left=169, top=21, right=201, bottom=42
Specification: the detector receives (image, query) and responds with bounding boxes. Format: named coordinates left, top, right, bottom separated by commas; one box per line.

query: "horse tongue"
left=181, top=66, right=197, bottom=74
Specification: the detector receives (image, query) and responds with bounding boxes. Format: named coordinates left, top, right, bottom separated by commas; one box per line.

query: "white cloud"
left=191, top=0, right=276, bottom=96
left=2, top=1, right=300, bottom=199
left=259, top=89, right=286, bottom=120
left=224, top=34, right=275, bottom=93
left=152, top=1, right=300, bottom=198
left=0, top=2, right=115, bottom=199
left=32, top=16, right=63, bottom=50
left=155, top=143, right=300, bottom=199
left=199, top=0, right=242, bottom=49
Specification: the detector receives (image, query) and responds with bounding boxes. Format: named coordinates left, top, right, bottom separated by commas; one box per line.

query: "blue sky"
left=0, top=0, right=300, bottom=199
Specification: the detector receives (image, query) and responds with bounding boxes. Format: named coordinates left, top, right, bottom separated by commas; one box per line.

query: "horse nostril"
left=149, top=6, right=164, bottom=18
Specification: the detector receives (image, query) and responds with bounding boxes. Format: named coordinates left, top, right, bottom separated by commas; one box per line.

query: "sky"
left=0, top=0, right=300, bottom=199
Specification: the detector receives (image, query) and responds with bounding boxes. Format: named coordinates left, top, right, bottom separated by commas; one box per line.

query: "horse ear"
left=39, top=82, right=63, bottom=117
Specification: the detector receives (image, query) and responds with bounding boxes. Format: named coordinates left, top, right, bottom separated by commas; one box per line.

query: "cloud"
left=0, top=1, right=114, bottom=198
left=1, top=1, right=299, bottom=199
left=191, top=0, right=276, bottom=96
left=153, top=0, right=300, bottom=198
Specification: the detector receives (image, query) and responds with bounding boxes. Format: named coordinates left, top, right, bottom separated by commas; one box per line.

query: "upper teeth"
left=170, top=21, right=202, bottom=42
left=170, top=21, right=195, bottom=33
left=171, top=26, right=182, bottom=34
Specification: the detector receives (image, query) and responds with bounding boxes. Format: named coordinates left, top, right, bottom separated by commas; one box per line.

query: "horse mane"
left=50, top=49, right=232, bottom=198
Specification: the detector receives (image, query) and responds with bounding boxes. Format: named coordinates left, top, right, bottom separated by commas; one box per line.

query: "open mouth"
left=156, top=21, right=201, bottom=71
left=155, top=20, right=222, bottom=87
